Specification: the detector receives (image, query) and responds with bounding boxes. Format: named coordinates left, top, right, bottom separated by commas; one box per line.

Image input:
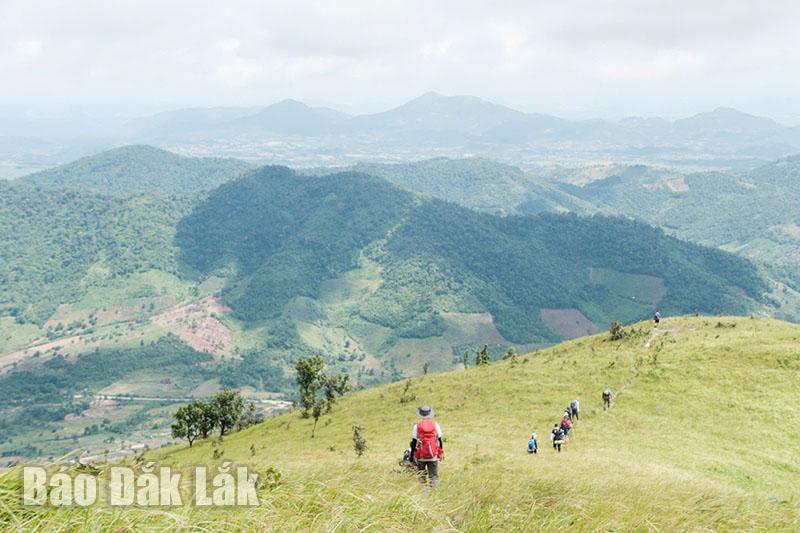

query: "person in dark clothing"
left=602, top=388, right=613, bottom=410
left=570, top=399, right=580, bottom=421
left=551, top=424, right=565, bottom=452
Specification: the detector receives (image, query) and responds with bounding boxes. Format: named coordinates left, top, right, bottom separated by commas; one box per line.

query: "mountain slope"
left=0, top=181, right=192, bottom=322
left=558, top=158, right=800, bottom=293
left=338, top=158, right=591, bottom=215
left=673, top=107, right=784, bottom=138
left=177, top=166, right=768, bottom=348
left=5, top=316, right=798, bottom=530
left=122, top=106, right=264, bottom=140
left=224, top=99, right=350, bottom=135
left=21, top=145, right=252, bottom=194
left=348, top=91, right=525, bottom=134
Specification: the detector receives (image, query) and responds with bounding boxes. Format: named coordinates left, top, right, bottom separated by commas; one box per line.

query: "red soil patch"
left=151, top=296, right=232, bottom=356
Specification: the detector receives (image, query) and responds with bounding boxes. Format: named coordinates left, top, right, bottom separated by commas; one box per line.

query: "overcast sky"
left=2, top=0, right=799, bottom=122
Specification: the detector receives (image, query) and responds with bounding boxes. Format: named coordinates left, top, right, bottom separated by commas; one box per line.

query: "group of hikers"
left=397, top=311, right=661, bottom=486
left=527, top=397, right=580, bottom=454
left=402, top=388, right=616, bottom=486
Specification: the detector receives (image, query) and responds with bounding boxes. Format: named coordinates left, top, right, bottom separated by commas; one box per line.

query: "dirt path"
left=644, top=326, right=674, bottom=348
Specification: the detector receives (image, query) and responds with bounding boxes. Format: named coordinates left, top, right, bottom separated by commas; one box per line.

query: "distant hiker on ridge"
left=570, top=398, right=580, bottom=421
left=410, top=405, right=443, bottom=487
left=602, top=388, right=613, bottom=410
left=654, top=310, right=661, bottom=327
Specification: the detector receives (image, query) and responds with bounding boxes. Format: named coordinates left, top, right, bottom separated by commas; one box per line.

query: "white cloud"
left=0, top=0, right=798, bottom=121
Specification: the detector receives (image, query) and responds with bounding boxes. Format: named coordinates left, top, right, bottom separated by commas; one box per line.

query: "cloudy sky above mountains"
left=1, top=0, right=799, bottom=122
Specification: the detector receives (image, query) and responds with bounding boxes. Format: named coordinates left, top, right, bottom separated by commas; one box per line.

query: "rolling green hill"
left=178, top=166, right=767, bottom=345
left=341, top=158, right=592, bottom=215
left=0, top=181, right=192, bottom=322
left=3, top=316, right=798, bottom=530
left=557, top=158, right=800, bottom=293
left=313, top=156, right=800, bottom=315
left=21, top=145, right=252, bottom=194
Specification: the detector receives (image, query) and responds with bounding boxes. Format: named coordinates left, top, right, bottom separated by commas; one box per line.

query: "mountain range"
left=123, top=92, right=797, bottom=142
left=4, top=93, right=800, bottom=180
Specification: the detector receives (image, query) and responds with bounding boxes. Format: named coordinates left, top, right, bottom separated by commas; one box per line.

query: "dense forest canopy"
left=177, top=166, right=768, bottom=343
left=21, top=145, right=252, bottom=194
left=0, top=181, right=192, bottom=322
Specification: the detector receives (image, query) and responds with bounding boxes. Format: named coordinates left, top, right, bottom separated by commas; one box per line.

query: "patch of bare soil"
left=777, top=223, right=800, bottom=239
left=441, top=312, right=509, bottom=344
left=540, top=308, right=600, bottom=340
left=0, top=335, right=91, bottom=373
left=642, top=181, right=663, bottom=191
left=666, top=177, right=689, bottom=193
left=151, top=296, right=233, bottom=356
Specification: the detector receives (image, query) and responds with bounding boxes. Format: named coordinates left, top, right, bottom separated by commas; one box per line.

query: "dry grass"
left=3, top=316, right=799, bottom=531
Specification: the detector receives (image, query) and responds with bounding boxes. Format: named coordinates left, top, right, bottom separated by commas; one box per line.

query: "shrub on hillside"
left=609, top=321, right=626, bottom=341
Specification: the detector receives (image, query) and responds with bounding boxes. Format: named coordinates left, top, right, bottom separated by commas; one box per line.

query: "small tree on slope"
left=475, top=344, right=490, bottom=366
left=295, top=355, right=352, bottom=437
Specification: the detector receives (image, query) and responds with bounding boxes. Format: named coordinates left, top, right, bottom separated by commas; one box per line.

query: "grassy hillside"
left=3, top=316, right=798, bottom=530
left=21, top=145, right=252, bottom=194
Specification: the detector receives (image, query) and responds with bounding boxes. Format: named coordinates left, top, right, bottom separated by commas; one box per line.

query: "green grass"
left=2, top=316, right=799, bottom=530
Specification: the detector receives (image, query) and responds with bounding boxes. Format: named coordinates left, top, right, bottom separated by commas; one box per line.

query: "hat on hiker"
left=417, top=405, right=434, bottom=418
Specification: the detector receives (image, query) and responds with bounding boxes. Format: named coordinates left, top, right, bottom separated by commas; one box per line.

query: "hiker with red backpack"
left=410, top=405, right=443, bottom=487
left=560, top=413, right=573, bottom=440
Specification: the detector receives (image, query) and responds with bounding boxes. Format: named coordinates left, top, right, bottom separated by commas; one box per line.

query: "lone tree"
left=295, top=355, right=352, bottom=437
left=212, top=389, right=245, bottom=438
left=475, top=344, right=490, bottom=366
left=461, top=349, right=470, bottom=369
left=323, top=373, right=351, bottom=414
left=171, top=399, right=217, bottom=446
left=171, top=402, right=207, bottom=447
left=295, top=355, right=326, bottom=419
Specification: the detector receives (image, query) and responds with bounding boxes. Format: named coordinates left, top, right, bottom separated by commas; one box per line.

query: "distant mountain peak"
left=269, top=98, right=311, bottom=109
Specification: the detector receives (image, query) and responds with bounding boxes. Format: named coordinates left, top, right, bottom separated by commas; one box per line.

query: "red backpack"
left=414, top=419, right=440, bottom=460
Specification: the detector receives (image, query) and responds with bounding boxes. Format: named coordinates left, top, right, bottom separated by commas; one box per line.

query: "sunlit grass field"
left=2, top=316, right=799, bottom=531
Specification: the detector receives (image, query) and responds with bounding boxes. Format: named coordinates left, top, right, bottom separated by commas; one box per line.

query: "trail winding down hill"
left=2, top=316, right=798, bottom=531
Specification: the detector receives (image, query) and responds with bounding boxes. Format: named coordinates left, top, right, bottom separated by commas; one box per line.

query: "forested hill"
left=340, top=158, right=592, bottom=215
left=177, top=166, right=768, bottom=344
left=21, top=145, right=252, bottom=194
left=0, top=181, right=191, bottom=322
